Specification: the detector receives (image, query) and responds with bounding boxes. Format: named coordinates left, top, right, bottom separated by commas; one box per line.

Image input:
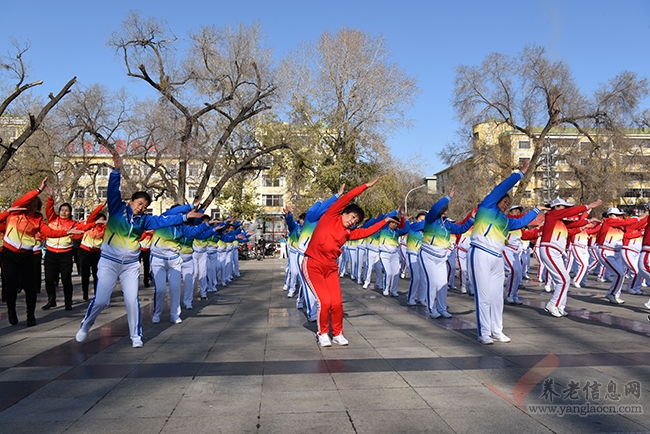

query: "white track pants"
left=503, top=247, right=521, bottom=300
left=151, top=255, right=183, bottom=322
left=193, top=250, right=208, bottom=297
left=406, top=251, right=426, bottom=304
left=469, top=246, right=505, bottom=339
left=420, top=248, right=449, bottom=315
left=379, top=250, right=400, bottom=295
left=539, top=245, right=570, bottom=311
left=181, top=253, right=195, bottom=308
left=79, top=258, right=142, bottom=343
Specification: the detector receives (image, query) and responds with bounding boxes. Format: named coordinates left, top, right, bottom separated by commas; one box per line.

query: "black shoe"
left=65, top=304, right=72, bottom=311
left=8, top=308, right=18, bottom=325
left=41, top=301, right=57, bottom=310
left=200, top=296, right=207, bottom=300
left=26, top=314, right=36, bottom=327
left=82, top=292, right=89, bottom=301
left=144, top=282, right=150, bottom=288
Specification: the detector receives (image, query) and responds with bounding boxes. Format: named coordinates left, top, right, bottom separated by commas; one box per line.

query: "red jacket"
left=305, top=184, right=386, bottom=270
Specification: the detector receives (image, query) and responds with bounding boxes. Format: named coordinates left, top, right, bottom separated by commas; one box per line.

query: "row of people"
left=2, top=153, right=251, bottom=350
left=284, top=160, right=650, bottom=347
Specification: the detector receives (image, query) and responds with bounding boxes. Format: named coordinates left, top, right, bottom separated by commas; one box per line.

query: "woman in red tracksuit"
left=3, top=178, right=83, bottom=326
left=42, top=193, right=103, bottom=311
left=302, top=177, right=396, bottom=347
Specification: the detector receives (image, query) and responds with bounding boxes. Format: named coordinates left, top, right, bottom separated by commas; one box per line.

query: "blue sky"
left=2, top=0, right=649, bottom=174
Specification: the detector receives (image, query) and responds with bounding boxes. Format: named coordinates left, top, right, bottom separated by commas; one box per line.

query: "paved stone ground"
left=0, top=256, right=649, bottom=433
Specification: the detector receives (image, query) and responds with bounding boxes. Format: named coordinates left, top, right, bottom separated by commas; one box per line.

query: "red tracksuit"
left=302, top=184, right=386, bottom=337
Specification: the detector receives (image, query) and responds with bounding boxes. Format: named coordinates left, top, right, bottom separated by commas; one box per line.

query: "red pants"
left=302, top=256, right=343, bottom=336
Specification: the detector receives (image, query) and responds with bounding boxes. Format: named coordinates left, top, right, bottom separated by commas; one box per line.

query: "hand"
left=449, top=186, right=455, bottom=198
left=366, top=176, right=380, bottom=188
left=520, top=159, right=530, bottom=174
left=536, top=205, right=550, bottom=211
left=67, top=228, right=85, bottom=235
left=283, top=205, right=292, bottom=215
left=45, top=186, right=53, bottom=197
left=587, top=199, right=602, bottom=210
left=6, top=206, right=27, bottom=213
left=95, top=218, right=107, bottom=225
left=112, top=152, right=122, bottom=170
left=384, top=217, right=399, bottom=224
left=187, top=210, right=204, bottom=219
left=39, top=177, right=48, bottom=192
left=338, top=184, right=345, bottom=196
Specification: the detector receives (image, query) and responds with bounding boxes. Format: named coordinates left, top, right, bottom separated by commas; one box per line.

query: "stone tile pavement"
left=0, top=257, right=649, bottom=433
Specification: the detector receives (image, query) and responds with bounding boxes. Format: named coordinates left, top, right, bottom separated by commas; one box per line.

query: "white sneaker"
left=317, top=334, right=332, bottom=347
left=545, top=302, right=562, bottom=318
left=383, top=289, right=389, bottom=296
left=538, top=278, right=544, bottom=282
left=362, top=283, right=369, bottom=289
left=439, top=310, right=452, bottom=318
left=572, top=281, right=581, bottom=289
left=513, top=298, right=523, bottom=305
left=332, top=334, right=349, bottom=346
left=418, top=300, right=428, bottom=306
left=627, top=288, right=637, bottom=295
left=544, top=284, right=552, bottom=293
left=132, top=339, right=144, bottom=348
left=429, top=310, right=441, bottom=319
left=478, top=336, right=494, bottom=345
left=560, top=309, right=569, bottom=317
left=492, top=333, right=511, bottom=343
left=282, top=285, right=288, bottom=291
left=390, top=292, right=399, bottom=297
left=152, top=315, right=161, bottom=324
left=400, top=273, right=406, bottom=279
left=644, top=300, right=650, bottom=310
left=308, top=315, right=317, bottom=323
left=339, top=273, right=345, bottom=278
left=460, top=287, right=467, bottom=294
left=406, top=300, right=417, bottom=306
left=75, top=329, right=88, bottom=343
left=605, top=293, right=624, bottom=304
left=643, top=282, right=648, bottom=288
left=505, top=296, right=515, bottom=304
left=172, top=318, right=182, bottom=324
left=286, top=291, right=296, bottom=298
left=598, top=278, right=607, bottom=283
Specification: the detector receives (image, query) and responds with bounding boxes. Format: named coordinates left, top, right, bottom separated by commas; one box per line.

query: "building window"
left=188, top=163, right=201, bottom=177
left=145, top=208, right=153, bottom=216
left=518, top=140, right=531, bottom=150
left=188, top=186, right=198, bottom=200
left=518, top=157, right=530, bottom=168
left=74, top=187, right=85, bottom=199
left=211, top=209, right=221, bottom=220
left=97, top=186, right=108, bottom=199
left=166, top=163, right=179, bottom=177
left=262, top=194, right=283, bottom=207
left=74, top=208, right=86, bottom=221
left=98, top=166, right=110, bottom=177
left=263, top=175, right=282, bottom=187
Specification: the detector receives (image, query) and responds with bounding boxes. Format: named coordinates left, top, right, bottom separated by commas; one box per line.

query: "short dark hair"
left=342, top=204, right=365, bottom=222
left=97, top=213, right=106, bottom=220
left=298, top=212, right=306, bottom=221
left=130, top=191, right=152, bottom=205
left=59, top=203, right=72, bottom=213
left=415, top=212, right=427, bottom=220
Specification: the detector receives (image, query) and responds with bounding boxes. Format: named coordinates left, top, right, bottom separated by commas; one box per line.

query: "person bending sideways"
left=75, top=152, right=203, bottom=348
left=302, top=176, right=398, bottom=347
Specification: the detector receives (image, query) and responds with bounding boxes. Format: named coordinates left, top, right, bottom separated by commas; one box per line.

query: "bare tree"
left=0, top=41, right=76, bottom=174
left=108, top=12, right=290, bottom=207
left=280, top=28, right=419, bottom=194
left=451, top=45, right=648, bottom=203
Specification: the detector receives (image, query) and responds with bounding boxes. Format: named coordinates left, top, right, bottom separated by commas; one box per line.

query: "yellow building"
left=435, top=121, right=650, bottom=212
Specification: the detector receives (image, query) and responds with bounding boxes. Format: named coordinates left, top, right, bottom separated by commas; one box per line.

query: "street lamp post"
left=404, top=184, right=426, bottom=216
